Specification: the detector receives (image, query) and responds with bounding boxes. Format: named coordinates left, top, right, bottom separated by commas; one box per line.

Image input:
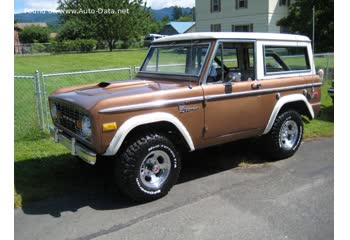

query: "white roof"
left=153, top=32, right=310, bottom=43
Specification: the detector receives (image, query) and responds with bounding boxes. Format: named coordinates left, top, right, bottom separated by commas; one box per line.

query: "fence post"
left=325, top=53, right=331, bottom=80
left=34, top=70, right=45, bottom=130
left=41, top=73, right=50, bottom=130
left=129, top=66, right=132, bottom=80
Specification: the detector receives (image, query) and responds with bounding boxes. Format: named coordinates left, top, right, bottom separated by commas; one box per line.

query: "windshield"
left=140, top=43, right=210, bottom=76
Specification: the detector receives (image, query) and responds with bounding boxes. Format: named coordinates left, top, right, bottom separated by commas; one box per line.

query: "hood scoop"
left=75, top=80, right=154, bottom=96
left=98, top=82, right=112, bottom=88
left=97, top=80, right=150, bottom=89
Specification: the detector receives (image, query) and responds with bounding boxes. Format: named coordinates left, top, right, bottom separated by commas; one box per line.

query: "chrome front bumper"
left=49, top=125, right=96, bottom=165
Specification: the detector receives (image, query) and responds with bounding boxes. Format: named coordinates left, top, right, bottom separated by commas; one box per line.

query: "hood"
left=50, top=79, right=190, bottom=110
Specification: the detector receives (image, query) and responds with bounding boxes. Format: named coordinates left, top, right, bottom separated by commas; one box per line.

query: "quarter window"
left=264, top=46, right=311, bottom=74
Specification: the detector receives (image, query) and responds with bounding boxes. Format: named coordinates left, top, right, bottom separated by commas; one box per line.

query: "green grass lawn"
left=14, top=51, right=334, bottom=208
left=304, top=79, right=334, bottom=138
left=15, top=50, right=148, bottom=75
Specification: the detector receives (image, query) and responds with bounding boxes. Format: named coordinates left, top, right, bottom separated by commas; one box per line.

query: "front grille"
left=51, top=100, right=88, bottom=140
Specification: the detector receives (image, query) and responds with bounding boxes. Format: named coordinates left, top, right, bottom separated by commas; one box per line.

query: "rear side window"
left=264, top=46, right=310, bottom=74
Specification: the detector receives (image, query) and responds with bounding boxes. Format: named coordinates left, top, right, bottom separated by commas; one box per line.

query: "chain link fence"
left=14, top=41, right=145, bottom=55
left=41, top=67, right=132, bottom=129
left=314, top=53, right=334, bottom=80
left=14, top=52, right=334, bottom=140
left=15, top=43, right=51, bottom=55
left=14, top=72, right=44, bottom=141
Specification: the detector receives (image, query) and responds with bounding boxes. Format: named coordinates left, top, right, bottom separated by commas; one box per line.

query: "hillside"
left=14, top=12, right=61, bottom=25
left=14, top=7, right=193, bottom=25
left=152, top=7, right=192, bottom=20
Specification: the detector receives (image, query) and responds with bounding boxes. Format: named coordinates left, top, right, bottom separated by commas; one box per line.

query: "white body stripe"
left=263, top=94, right=314, bottom=135
left=103, top=112, right=195, bottom=156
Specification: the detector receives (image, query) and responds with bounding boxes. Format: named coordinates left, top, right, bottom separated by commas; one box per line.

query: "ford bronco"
left=49, top=32, right=322, bottom=202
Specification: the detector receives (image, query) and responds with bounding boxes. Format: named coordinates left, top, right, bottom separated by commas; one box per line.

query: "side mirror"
left=228, top=72, right=241, bottom=82
left=225, top=72, right=241, bottom=85
left=318, top=69, right=324, bottom=81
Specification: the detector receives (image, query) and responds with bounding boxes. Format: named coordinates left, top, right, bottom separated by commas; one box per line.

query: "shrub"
left=120, top=41, right=131, bottom=49
left=19, top=25, right=50, bottom=43
left=50, top=39, right=97, bottom=53
left=77, top=39, right=97, bottom=52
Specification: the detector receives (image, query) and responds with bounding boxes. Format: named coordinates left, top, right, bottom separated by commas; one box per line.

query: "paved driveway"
left=15, top=138, right=334, bottom=240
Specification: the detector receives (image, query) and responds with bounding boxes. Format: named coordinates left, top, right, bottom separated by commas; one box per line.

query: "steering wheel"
left=213, top=57, right=231, bottom=81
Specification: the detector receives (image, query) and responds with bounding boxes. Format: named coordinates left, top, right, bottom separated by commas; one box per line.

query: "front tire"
left=264, top=110, right=304, bottom=160
left=114, top=133, right=181, bottom=202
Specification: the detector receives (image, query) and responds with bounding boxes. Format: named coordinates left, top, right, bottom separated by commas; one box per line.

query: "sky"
left=14, top=0, right=195, bottom=13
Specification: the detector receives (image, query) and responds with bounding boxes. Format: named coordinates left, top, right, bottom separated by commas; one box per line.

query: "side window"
left=207, top=42, right=255, bottom=83
left=222, top=48, right=239, bottom=68
left=248, top=48, right=254, bottom=68
left=264, top=46, right=310, bottom=74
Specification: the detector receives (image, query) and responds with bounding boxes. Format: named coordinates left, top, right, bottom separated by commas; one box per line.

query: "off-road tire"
left=264, top=110, right=304, bottom=160
left=114, top=133, right=181, bottom=202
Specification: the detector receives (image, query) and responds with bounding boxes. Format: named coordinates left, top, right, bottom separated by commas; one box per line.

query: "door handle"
left=251, top=82, right=262, bottom=89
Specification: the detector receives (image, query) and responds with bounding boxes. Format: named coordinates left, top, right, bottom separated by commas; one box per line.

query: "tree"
left=161, top=15, right=170, bottom=23
left=277, top=0, right=334, bottom=52
left=190, top=7, right=196, bottom=21
left=172, top=6, right=183, bottom=20
left=57, top=0, right=152, bottom=51
left=56, top=19, right=95, bottom=41
left=19, top=25, right=50, bottom=43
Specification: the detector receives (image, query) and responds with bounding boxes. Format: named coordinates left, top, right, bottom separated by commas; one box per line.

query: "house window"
left=280, top=26, right=289, bottom=33
left=210, top=0, right=221, bottom=13
left=211, top=24, right=221, bottom=32
left=236, top=0, right=248, bottom=9
left=232, top=24, right=253, bottom=32
left=279, top=0, right=290, bottom=6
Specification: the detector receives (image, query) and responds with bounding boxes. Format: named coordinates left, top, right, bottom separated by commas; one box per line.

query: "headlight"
left=81, top=115, right=92, bottom=139
left=50, top=103, right=57, bottom=120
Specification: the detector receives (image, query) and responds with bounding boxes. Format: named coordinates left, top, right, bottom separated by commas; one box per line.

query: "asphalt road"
left=15, top=138, right=334, bottom=240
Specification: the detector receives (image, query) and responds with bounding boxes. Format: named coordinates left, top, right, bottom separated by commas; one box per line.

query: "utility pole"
left=312, top=5, right=315, bottom=52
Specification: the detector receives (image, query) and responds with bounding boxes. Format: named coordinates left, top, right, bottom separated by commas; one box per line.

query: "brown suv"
left=49, top=32, right=322, bottom=202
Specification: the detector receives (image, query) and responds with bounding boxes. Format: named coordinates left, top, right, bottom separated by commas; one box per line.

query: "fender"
left=103, top=112, right=195, bottom=156
left=262, top=94, right=314, bottom=135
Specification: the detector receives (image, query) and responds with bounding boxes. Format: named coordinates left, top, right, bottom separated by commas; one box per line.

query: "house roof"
left=154, top=32, right=311, bottom=44
left=168, top=22, right=195, bottom=34
left=15, top=22, right=48, bottom=30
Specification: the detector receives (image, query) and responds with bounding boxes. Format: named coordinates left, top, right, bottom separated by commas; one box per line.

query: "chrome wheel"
left=140, top=150, right=171, bottom=189
left=279, top=120, right=299, bottom=150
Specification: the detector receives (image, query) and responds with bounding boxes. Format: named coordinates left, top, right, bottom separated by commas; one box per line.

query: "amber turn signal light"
left=102, top=122, right=117, bottom=131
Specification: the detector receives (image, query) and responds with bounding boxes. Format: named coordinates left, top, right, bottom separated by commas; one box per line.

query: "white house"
left=195, top=0, right=292, bottom=33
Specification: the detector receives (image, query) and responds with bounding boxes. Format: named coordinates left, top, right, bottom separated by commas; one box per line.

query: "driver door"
left=202, top=42, right=264, bottom=139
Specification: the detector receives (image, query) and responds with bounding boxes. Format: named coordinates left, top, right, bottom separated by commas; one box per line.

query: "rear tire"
left=114, top=133, right=181, bottom=202
left=264, top=110, right=304, bottom=160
